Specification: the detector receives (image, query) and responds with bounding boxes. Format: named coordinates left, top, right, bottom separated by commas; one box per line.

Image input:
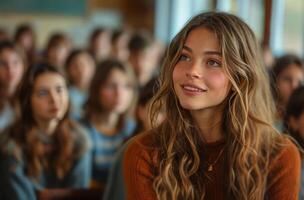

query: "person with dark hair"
left=103, top=77, right=164, bottom=200
left=128, top=32, right=160, bottom=88
left=0, top=40, right=26, bottom=132
left=65, top=49, right=96, bottom=120
left=80, top=58, right=137, bottom=188
left=14, top=23, right=37, bottom=66
left=270, top=54, right=304, bottom=132
left=88, top=27, right=111, bottom=62
left=284, top=86, right=304, bottom=199
left=124, top=12, right=300, bottom=199
left=110, top=29, right=130, bottom=62
left=44, top=32, right=72, bottom=74
left=131, top=77, right=164, bottom=137
left=0, top=63, right=91, bottom=200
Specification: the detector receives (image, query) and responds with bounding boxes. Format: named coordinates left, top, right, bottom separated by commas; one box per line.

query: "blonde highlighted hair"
left=150, top=11, right=284, bottom=199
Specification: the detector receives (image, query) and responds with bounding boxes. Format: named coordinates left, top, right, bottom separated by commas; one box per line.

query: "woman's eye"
left=179, top=54, right=190, bottom=61
left=37, top=90, right=48, bottom=97
left=104, top=83, right=117, bottom=90
left=207, top=60, right=221, bottom=67
left=56, top=86, right=65, bottom=93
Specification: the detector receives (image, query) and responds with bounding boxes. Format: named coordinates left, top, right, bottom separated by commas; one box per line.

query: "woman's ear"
left=288, top=116, right=299, bottom=131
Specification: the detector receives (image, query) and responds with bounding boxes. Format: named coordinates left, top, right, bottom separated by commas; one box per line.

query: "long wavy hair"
left=85, top=58, right=137, bottom=131
left=8, top=63, right=80, bottom=180
left=150, top=12, right=285, bottom=200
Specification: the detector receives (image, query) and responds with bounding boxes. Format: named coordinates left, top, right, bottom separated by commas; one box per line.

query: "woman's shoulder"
left=268, top=136, right=301, bottom=181
left=0, top=129, right=18, bottom=155
left=124, top=130, right=161, bottom=167
left=0, top=129, right=23, bottom=168
left=68, top=120, right=92, bottom=157
left=269, top=136, right=300, bottom=166
left=127, top=130, right=161, bottom=152
left=266, top=136, right=301, bottom=199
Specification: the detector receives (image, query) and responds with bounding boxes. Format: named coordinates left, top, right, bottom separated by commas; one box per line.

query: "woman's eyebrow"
left=183, top=45, right=221, bottom=56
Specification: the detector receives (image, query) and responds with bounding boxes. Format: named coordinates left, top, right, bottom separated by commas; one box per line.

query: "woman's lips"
left=181, top=84, right=207, bottom=95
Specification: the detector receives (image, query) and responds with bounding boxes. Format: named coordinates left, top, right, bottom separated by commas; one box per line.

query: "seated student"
left=131, top=78, right=165, bottom=137
left=284, top=86, right=304, bottom=200
left=270, top=54, right=304, bottom=132
left=123, top=12, right=300, bottom=199
left=0, top=40, right=26, bottom=132
left=127, top=32, right=161, bottom=89
left=65, top=49, right=96, bottom=120
left=44, top=32, right=72, bottom=75
left=80, top=59, right=137, bottom=188
left=110, top=29, right=131, bottom=63
left=0, top=63, right=91, bottom=200
left=14, top=23, right=37, bottom=66
left=103, top=78, right=164, bottom=200
left=88, top=27, right=112, bottom=62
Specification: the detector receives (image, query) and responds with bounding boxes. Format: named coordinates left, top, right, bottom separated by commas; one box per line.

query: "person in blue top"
left=0, top=63, right=91, bottom=200
left=65, top=49, right=96, bottom=120
left=80, top=58, right=137, bottom=188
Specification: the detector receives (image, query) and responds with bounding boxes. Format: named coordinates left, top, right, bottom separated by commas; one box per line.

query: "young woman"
left=81, top=58, right=137, bottom=187
left=14, top=23, right=37, bottom=66
left=65, top=49, right=96, bottom=120
left=284, top=86, right=304, bottom=200
left=88, top=27, right=112, bottom=62
left=0, top=63, right=91, bottom=200
left=270, top=54, right=304, bottom=132
left=123, top=12, right=301, bottom=199
left=44, top=32, right=72, bottom=74
left=0, top=40, right=26, bottom=132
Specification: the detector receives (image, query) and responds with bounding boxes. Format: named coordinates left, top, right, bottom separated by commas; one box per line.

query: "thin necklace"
left=206, top=147, right=225, bottom=172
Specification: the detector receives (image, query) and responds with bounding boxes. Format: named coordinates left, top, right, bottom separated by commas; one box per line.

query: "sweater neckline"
left=202, top=138, right=226, bottom=151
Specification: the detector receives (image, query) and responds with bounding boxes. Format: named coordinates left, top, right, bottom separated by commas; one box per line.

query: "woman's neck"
left=74, top=81, right=90, bottom=92
left=35, top=119, right=58, bottom=135
left=191, top=107, right=225, bottom=143
left=91, top=112, right=120, bottom=134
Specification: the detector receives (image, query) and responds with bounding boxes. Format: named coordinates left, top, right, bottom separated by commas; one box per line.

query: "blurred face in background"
left=99, top=68, right=134, bottom=114
left=0, top=48, right=24, bottom=96
left=31, top=72, right=69, bottom=123
left=276, top=64, right=304, bottom=106
left=67, top=52, right=96, bottom=89
left=17, top=31, right=35, bottom=52
left=112, top=33, right=130, bottom=62
left=47, top=44, right=71, bottom=69
left=92, top=32, right=111, bottom=61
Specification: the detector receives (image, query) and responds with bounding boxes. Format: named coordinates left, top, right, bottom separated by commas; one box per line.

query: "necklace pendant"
left=208, top=165, right=213, bottom=171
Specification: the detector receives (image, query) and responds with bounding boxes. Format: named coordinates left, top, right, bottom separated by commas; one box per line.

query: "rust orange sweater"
left=123, top=131, right=301, bottom=200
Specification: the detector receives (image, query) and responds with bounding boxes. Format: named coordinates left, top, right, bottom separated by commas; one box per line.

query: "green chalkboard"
left=0, top=0, right=86, bottom=16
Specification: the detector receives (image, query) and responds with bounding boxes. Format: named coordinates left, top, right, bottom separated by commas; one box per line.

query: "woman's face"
left=0, top=48, right=24, bottom=95
left=18, top=31, right=34, bottom=51
left=31, top=72, right=69, bottom=123
left=173, top=27, right=231, bottom=115
left=94, top=32, right=111, bottom=59
left=276, top=64, right=304, bottom=105
left=48, top=44, right=70, bottom=68
left=68, top=53, right=95, bottom=87
left=99, top=68, right=134, bottom=114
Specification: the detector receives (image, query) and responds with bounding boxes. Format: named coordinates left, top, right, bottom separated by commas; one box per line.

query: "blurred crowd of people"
left=0, top=23, right=165, bottom=199
left=0, top=20, right=303, bottom=199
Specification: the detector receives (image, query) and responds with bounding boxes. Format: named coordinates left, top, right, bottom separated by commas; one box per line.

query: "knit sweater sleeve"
left=123, top=133, right=158, bottom=200
left=266, top=138, right=301, bottom=200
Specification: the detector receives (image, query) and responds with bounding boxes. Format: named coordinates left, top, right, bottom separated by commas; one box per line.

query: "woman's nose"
left=185, top=61, right=202, bottom=79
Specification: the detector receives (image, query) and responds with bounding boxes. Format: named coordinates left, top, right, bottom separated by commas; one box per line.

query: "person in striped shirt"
left=80, top=58, right=137, bottom=188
